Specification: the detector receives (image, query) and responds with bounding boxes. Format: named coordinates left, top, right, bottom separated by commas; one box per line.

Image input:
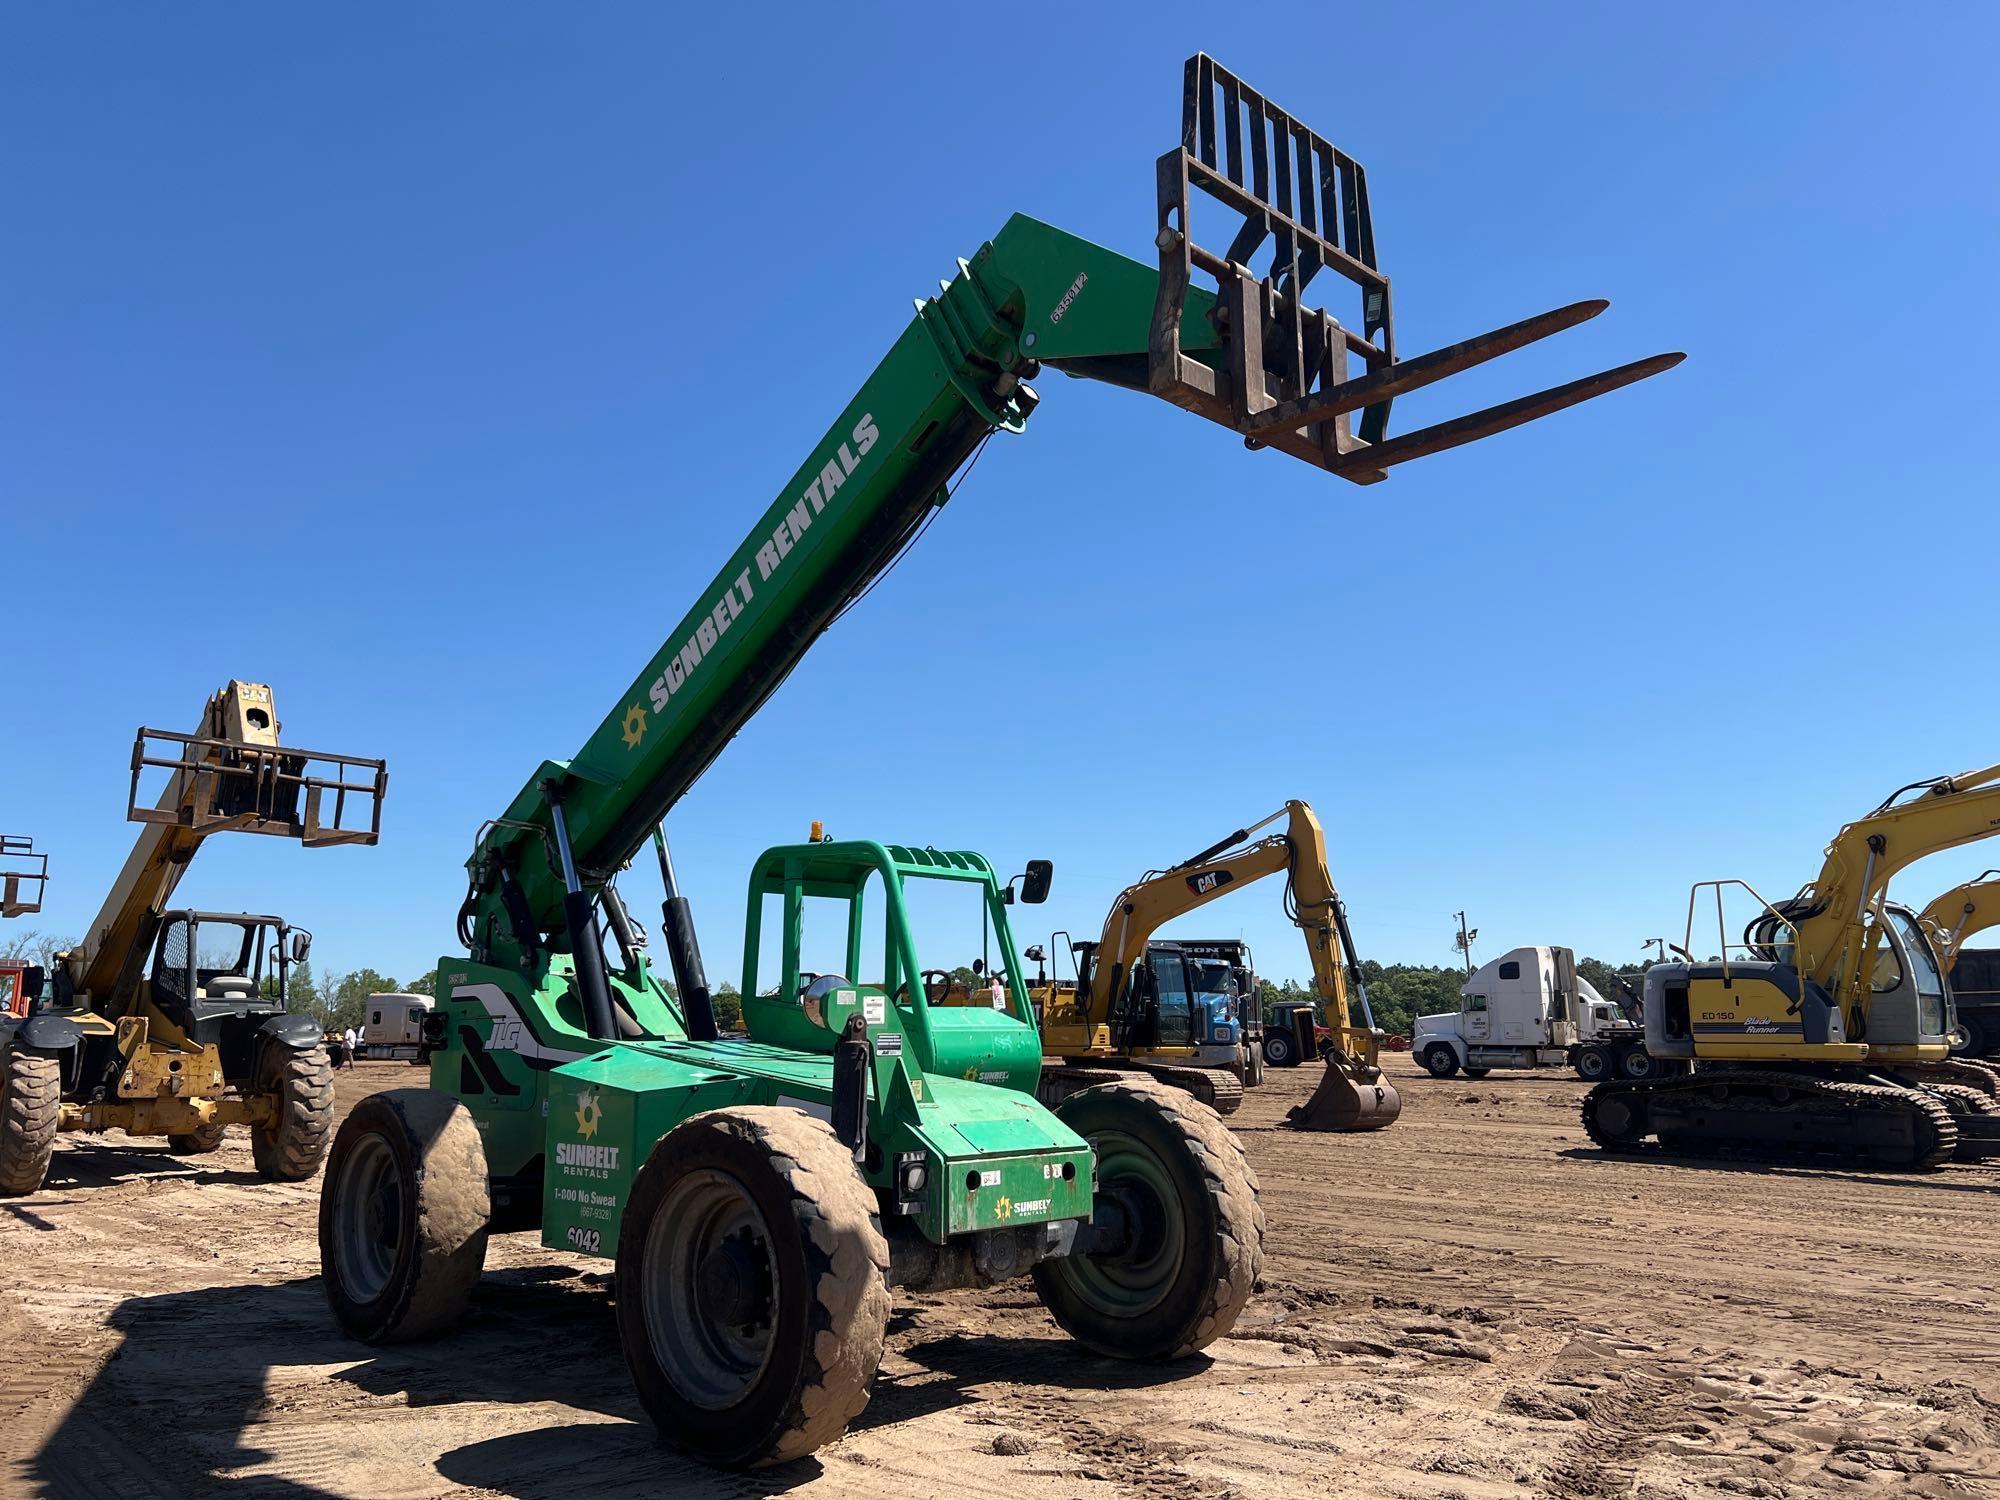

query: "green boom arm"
left=459, top=57, right=1680, bottom=984
left=465, top=215, right=1220, bottom=963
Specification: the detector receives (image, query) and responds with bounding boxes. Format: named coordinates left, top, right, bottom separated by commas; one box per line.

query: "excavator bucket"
left=1149, top=55, right=1682, bottom=483
left=1285, top=1011, right=1403, bottom=1131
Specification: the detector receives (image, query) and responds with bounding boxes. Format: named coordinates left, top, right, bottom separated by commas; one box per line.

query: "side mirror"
left=1024, top=944, right=1046, bottom=963
left=1018, top=859, right=1053, bottom=905
left=290, top=930, right=312, bottom=963
left=21, top=966, right=44, bottom=1002
left=972, top=958, right=985, bottom=978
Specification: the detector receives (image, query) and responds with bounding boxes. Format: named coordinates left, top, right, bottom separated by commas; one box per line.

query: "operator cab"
left=739, top=839, right=1050, bottom=1090
left=148, top=910, right=309, bottom=1028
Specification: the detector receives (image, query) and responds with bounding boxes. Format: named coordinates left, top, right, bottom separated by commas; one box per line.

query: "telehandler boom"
left=1037, top=801, right=1400, bottom=1129
left=1585, top=764, right=2000, bottom=1169
left=0, top=834, right=47, bottom=920
left=0, top=682, right=386, bottom=1196
left=316, top=56, right=1678, bottom=1469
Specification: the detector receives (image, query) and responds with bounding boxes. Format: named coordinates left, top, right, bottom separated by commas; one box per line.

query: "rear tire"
left=1244, top=1044, right=1266, bottom=1088
left=1032, top=1079, right=1261, bottom=1361
left=1619, top=1047, right=1656, bottom=1080
left=252, top=1043, right=335, bottom=1181
left=0, top=1049, right=60, bottom=1196
left=616, top=1107, right=890, bottom=1469
left=320, top=1088, right=490, bottom=1343
left=167, top=1120, right=227, bottom=1155
left=1575, top=1046, right=1612, bottom=1081
left=1422, top=1045, right=1460, bottom=1079
left=1262, top=1028, right=1297, bottom=1068
left=1951, top=1014, right=1988, bottom=1057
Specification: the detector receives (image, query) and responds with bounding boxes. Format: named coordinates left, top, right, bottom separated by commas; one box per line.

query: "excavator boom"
left=1053, top=800, right=1399, bottom=1131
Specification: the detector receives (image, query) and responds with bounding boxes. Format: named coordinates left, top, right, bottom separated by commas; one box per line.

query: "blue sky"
left=5, top=5, right=1996, bottom=990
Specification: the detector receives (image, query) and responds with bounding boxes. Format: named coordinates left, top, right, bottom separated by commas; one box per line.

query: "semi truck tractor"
left=1413, top=946, right=1657, bottom=1080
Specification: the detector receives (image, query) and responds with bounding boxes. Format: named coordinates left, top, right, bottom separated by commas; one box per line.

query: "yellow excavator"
left=0, top=682, right=386, bottom=1195
left=1583, top=764, right=2000, bottom=1169
left=1034, top=801, right=1400, bottom=1130
left=1919, top=871, right=2000, bottom=1057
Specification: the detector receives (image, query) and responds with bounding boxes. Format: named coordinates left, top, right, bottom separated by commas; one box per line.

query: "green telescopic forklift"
left=317, top=56, right=1679, bottom=1468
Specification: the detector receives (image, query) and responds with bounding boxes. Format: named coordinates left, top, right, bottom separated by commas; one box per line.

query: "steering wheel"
left=921, top=969, right=955, bottom=1004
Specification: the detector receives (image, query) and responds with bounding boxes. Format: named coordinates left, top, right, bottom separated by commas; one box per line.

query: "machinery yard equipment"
left=315, top=55, right=1673, bottom=1468
left=1584, top=765, right=2000, bottom=1169
left=1413, top=945, right=1664, bottom=1081
left=1, top=834, right=47, bottom=920
left=1918, top=871, right=2000, bottom=1057
left=1035, top=801, right=1399, bottom=1129
left=1, top=834, right=50, bottom=1021
left=0, top=682, right=386, bottom=1196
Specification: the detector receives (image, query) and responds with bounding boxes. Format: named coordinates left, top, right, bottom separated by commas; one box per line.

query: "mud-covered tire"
left=1422, top=1045, right=1460, bottom=1079
left=320, top=1088, right=490, bottom=1343
left=251, top=1043, right=334, bottom=1181
left=166, top=1120, right=228, bottom=1155
left=0, top=1048, right=60, bottom=1196
left=1032, top=1078, right=1262, bottom=1362
left=616, top=1106, right=890, bottom=1469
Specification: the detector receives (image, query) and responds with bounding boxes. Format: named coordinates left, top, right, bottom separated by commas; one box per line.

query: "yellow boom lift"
left=0, top=682, right=386, bottom=1195
left=1037, top=801, right=1400, bottom=1130
left=1584, top=764, right=2000, bottom=1168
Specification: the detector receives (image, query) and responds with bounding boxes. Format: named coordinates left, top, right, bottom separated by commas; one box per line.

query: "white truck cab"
left=1413, top=946, right=1652, bottom=1081
left=361, top=992, right=433, bottom=1061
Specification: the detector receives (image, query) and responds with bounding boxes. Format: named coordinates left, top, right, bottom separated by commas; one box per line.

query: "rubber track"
left=1581, top=1070, right=1958, bottom=1171
left=1039, top=1063, right=1244, bottom=1116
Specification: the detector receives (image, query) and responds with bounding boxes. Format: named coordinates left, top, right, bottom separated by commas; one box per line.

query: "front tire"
left=1032, top=1079, right=1262, bottom=1361
left=1422, top=1045, right=1460, bottom=1079
left=616, top=1107, right=890, bottom=1470
left=252, top=1043, right=335, bottom=1181
left=320, top=1088, right=490, bottom=1343
left=1262, top=1028, right=1297, bottom=1068
left=0, top=1049, right=60, bottom=1196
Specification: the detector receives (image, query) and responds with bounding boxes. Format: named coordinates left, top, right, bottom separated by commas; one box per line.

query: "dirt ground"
left=3, top=1056, right=1997, bottom=1500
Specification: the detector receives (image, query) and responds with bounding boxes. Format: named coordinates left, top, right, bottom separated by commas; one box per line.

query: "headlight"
left=898, top=1157, right=928, bottom=1196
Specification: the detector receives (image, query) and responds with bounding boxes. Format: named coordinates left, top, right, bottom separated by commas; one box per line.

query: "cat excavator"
left=1037, top=801, right=1400, bottom=1130
left=1583, top=764, right=2000, bottom=1169
left=0, top=682, right=386, bottom=1195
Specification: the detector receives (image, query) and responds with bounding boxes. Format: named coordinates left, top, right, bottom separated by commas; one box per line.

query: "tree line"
left=2, top=925, right=1653, bottom=1040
